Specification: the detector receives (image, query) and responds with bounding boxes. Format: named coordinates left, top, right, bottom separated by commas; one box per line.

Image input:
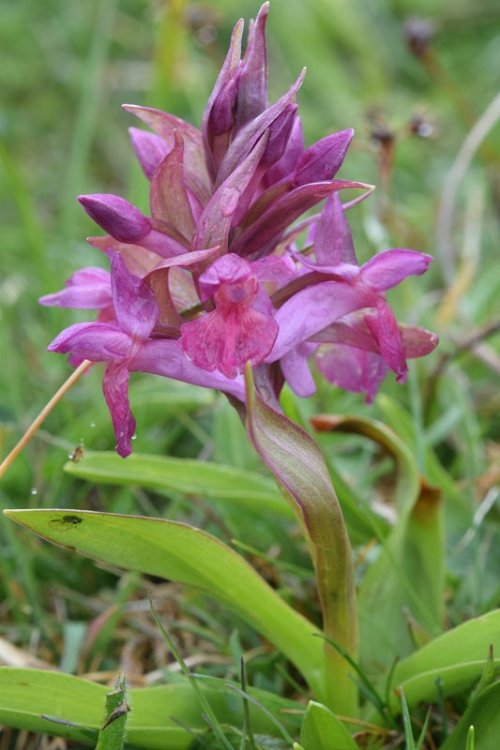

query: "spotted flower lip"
left=41, top=3, right=437, bottom=456
left=181, top=254, right=278, bottom=378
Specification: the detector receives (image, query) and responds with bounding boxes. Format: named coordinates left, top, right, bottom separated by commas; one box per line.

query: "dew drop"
left=30, top=488, right=38, bottom=496
left=131, top=434, right=137, bottom=441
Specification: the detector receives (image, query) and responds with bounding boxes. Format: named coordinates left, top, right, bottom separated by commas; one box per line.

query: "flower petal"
left=294, top=129, right=354, bottom=186
left=130, top=339, right=245, bottom=401
left=129, top=127, right=171, bottom=180
left=360, top=249, right=433, bottom=291
left=401, top=325, right=439, bottom=358
left=263, top=115, right=304, bottom=186
left=78, top=194, right=151, bottom=243
left=198, top=253, right=253, bottom=301
left=314, top=193, right=356, bottom=265
left=194, top=134, right=269, bottom=253
left=202, top=17, right=244, bottom=172
left=316, top=345, right=387, bottom=403
left=235, top=2, right=269, bottom=127
left=366, top=300, right=407, bottom=381
left=233, top=180, right=370, bottom=259
left=268, top=280, right=374, bottom=361
left=251, top=255, right=296, bottom=282
left=111, top=254, right=158, bottom=340
left=123, top=104, right=210, bottom=203
left=102, top=361, right=136, bottom=458
left=216, top=68, right=306, bottom=186
left=181, top=305, right=278, bottom=379
left=280, top=344, right=317, bottom=397
left=48, top=322, right=131, bottom=361
left=39, top=267, right=112, bottom=309
left=149, top=130, right=195, bottom=241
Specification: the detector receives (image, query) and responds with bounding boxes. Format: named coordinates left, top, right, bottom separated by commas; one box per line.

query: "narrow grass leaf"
left=399, top=689, right=415, bottom=750
left=149, top=599, right=234, bottom=750
left=64, top=451, right=290, bottom=518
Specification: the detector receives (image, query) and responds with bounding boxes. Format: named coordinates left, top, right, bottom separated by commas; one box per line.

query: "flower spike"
left=39, top=2, right=436, bottom=455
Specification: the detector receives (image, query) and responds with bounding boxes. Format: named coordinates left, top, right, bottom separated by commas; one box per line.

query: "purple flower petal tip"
left=294, top=128, right=354, bottom=186
left=78, top=194, right=151, bottom=243
left=129, top=127, right=170, bottom=179
left=361, top=249, right=433, bottom=291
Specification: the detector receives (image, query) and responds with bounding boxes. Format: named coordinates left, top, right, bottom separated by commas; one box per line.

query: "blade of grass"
left=59, top=0, right=120, bottom=238
left=148, top=595, right=234, bottom=750
left=239, top=657, right=256, bottom=750
left=399, top=689, right=415, bottom=750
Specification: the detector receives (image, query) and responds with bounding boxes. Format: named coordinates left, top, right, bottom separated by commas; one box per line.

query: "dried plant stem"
left=437, top=92, right=500, bottom=283
left=0, top=360, right=93, bottom=478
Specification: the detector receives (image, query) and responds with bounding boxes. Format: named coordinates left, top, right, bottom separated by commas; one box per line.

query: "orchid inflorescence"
left=41, top=2, right=437, bottom=458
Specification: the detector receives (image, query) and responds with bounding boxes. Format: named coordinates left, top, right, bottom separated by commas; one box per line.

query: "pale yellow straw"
left=0, top=360, right=93, bottom=478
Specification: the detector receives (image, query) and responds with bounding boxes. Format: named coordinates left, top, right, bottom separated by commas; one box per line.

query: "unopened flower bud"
left=78, top=194, right=151, bottom=244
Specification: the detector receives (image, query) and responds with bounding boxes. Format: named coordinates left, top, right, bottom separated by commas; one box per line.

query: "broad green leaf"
left=310, top=413, right=391, bottom=545
left=311, top=414, right=420, bottom=513
left=300, top=701, right=358, bottom=750
left=375, top=395, right=461, bottom=503
left=5, top=510, right=323, bottom=695
left=245, top=366, right=357, bottom=717
left=64, top=451, right=291, bottom=518
left=359, top=481, right=444, bottom=671
left=320, top=458, right=390, bottom=547
left=440, top=682, right=500, bottom=750
left=95, top=675, right=129, bottom=750
left=0, top=668, right=302, bottom=749
left=312, top=414, right=444, bottom=671
left=389, top=610, right=500, bottom=708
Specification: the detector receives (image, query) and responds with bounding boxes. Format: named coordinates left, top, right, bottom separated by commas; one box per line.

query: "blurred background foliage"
left=0, top=0, right=499, bottom=686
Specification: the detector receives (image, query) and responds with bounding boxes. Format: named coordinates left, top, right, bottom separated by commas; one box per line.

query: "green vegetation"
left=1, top=0, right=499, bottom=748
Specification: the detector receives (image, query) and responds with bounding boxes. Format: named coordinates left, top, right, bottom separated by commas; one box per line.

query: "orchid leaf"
left=0, top=668, right=302, bottom=750
left=312, top=413, right=444, bottom=671
left=4, top=510, right=323, bottom=694
left=358, top=480, right=444, bottom=671
left=375, top=395, right=460, bottom=501
left=300, top=701, right=358, bottom=750
left=63, top=451, right=292, bottom=518
left=389, top=610, right=500, bottom=709
left=311, top=414, right=420, bottom=513
left=244, top=365, right=357, bottom=716
left=440, top=682, right=500, bottom=750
